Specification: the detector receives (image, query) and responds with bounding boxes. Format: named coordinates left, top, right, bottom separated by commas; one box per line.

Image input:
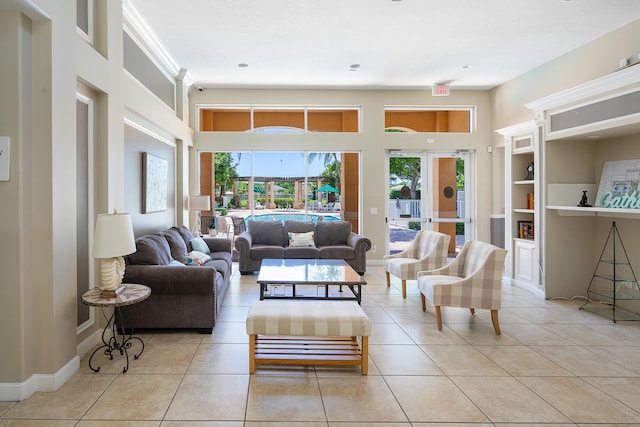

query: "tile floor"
left=3, top=264, right=640, bottom=426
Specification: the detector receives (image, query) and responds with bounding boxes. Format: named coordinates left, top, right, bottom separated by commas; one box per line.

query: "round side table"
left=81, top=283, right=151, bottom=373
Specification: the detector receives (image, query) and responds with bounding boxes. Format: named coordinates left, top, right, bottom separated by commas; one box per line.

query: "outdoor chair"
left=417, top=240, right=507, bottom=334
left=383, top=230, right=450, bottom=299
left=217, top=216, right=231, bottom=237
left=230, top=216, right=247, bottom=239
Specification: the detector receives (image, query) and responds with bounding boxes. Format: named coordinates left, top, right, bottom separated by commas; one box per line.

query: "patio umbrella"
left=316, top=184, right=339, bottom=193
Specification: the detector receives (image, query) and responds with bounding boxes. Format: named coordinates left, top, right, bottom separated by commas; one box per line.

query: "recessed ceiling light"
left=349, top=64, right=360, bottom=71
left=238, top=63, right=249, bottom=68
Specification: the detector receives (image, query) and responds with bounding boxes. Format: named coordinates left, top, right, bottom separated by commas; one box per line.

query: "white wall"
left=0, top=0, right=192, bottom=400
left=190, top=89, right=495, bottom=258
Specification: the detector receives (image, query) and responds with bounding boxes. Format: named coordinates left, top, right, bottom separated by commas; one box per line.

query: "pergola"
left=232, top=176, right=327, bottom=209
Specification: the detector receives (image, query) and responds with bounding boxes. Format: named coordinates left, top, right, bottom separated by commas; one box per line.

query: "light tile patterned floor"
left=3, top=264, right=640, bottom=426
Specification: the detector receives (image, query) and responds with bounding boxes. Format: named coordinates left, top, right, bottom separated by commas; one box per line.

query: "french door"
left=386, top=150, right=474, bottom=255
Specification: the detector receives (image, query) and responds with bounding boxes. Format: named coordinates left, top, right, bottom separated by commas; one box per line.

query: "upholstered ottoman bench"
left=246, top=300, right=371, bottom=374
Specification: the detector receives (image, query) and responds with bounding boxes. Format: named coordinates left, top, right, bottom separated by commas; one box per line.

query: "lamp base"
left=100, top=285, right=127, bottom=298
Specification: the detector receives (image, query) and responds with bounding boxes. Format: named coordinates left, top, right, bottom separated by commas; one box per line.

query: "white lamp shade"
left=92, top=212, right=136, bottom=258
left=189, top=195, right=211, bottom=211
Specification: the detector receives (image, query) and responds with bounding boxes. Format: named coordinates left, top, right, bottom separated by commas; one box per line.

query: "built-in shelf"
left=513, top=237, right=534, bottom=243
left=547, top=205, right=640, bottom=218
left=513, top=180, right=534, bottom=185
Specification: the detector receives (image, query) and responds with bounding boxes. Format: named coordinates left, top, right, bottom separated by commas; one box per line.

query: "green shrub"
left=215, top=207, right=228, bottom=216
left=408, top=222, right=421, bottom=231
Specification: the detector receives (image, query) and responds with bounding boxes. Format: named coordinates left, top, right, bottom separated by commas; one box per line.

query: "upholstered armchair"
left=417, top=240, right=507, bottom=334
left=383, top=230, right=451, bottom=299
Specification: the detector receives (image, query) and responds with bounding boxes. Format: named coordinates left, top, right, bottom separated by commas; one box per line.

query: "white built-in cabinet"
left=497, top=121, right=542, bottom=296
left=524, top=65, right=640, bottom=303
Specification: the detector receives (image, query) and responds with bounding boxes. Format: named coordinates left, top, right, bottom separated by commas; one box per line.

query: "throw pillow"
left=190, top=236, right=210, bottom=254
left=288, top=231, right=316, bottom=247
left=183, top=250, right=212, bottom=266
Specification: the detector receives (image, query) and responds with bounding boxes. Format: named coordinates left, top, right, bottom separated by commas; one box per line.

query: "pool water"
left=245, top=213, right=339, bottom=222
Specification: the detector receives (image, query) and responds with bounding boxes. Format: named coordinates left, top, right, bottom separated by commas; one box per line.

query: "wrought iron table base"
left=88, top=307, right=144, bottom=373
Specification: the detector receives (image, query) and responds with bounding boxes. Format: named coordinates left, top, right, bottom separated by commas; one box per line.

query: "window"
left=384, top=107, right=472, bottom=133
left=199, top=106, right=360, bottom=132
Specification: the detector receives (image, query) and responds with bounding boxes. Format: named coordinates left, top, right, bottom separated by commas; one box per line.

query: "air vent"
left=549, top=90, right=640, bottom=133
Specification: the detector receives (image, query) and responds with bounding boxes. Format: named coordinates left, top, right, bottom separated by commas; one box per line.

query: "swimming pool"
left=245, top=213, right=339, bottom=222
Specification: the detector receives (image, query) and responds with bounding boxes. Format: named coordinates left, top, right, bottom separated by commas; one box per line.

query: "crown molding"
left=525, top=65, right=640, bottom=113
left=121, top=0, right=193, bottom=87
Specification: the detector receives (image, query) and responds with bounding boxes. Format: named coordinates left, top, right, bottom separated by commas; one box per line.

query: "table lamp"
left=189, top=195, right=211, bottom=236
left=92, top=211, right=136, bottom=298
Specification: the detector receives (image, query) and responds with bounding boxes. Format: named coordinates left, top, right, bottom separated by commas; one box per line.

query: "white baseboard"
left=0, top=329, right=102, bottom=401
left=77, top=328, right=104, bottom=360
left=0, top=356, right=79, bottom=402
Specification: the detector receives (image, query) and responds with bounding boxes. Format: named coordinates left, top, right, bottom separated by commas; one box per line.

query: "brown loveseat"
left=117, top=226, right=232, bottom=333
left=234, top=219, right=371, bottom=275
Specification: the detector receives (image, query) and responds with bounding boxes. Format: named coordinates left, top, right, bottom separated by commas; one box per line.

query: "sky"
left=234, top=152, right=332, bottom=177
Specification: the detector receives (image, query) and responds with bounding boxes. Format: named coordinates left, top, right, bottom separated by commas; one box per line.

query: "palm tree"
left=309, top=152, right=340, bottom=191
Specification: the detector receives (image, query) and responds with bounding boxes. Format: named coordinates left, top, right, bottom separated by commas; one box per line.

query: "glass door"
left=387, top=151, right=424, bottom=255
left=426, top=151, right=473, bottom=255
left=386, top=150, right=473, bottom=255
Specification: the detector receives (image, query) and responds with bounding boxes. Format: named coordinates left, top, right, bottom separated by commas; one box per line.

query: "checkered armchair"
left=383, top=230, right=451, bottom=299
left=417, top=240, right=507, bottom=334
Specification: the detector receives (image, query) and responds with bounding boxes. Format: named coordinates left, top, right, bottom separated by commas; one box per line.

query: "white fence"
left=388, top=191, right=465, bottom=219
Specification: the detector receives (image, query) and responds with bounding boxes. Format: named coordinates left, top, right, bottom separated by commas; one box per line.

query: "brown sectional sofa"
left=117, top=226, right=232, bottom=333
left=234, top=219, right=371, bottom=275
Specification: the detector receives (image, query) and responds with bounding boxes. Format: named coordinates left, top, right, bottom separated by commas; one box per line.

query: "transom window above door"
left=384, top=107, right=473, bottom=133
left=198, top=106, right=360, bottom=132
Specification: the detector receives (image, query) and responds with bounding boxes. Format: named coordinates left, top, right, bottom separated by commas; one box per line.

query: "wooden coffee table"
left=257, top=259, right=366, bottom=304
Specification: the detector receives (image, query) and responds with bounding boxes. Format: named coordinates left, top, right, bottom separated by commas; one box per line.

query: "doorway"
left=386, top=150, right=474, bottom=255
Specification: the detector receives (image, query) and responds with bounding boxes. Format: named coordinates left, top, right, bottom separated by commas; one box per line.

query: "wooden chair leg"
left=385, top=271, right=390, bottom=287
left=491, top=310, right=501, bottom=335
left=435, top=306, right=443, bottom=331
left=421, top=294, right=426, bottom=311
left=469, top=308, right=475, bottom=314
left=401, top=279, right=407, bottom=299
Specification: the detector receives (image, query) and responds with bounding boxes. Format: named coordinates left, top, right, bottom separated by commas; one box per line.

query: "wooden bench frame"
left=249, top=334, right=368, bottom=374
left=246, top=300, right=371, bottom=375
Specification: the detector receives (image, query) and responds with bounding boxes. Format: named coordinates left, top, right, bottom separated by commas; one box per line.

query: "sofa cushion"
left=172, top=226, right=195, bottom=249
left=248, top=220, right=285, bottom=246
left=128, top=234, right=173, bottom=265
left=204, top=255, right=232, bottom=281
left=284, top=246, right=320, bottom=259
left=283, top=220, right=316, bottom=245
left=161, top=228, right=189, bottom=261
left=319, top=246, right=355, bottom=260
left=250, top=245, right=285, bottom=260
left=316, top=220, right=352, bottom=246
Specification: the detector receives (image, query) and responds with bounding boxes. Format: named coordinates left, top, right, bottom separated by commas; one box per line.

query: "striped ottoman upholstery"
left=246, top=300, right=371, bottom=374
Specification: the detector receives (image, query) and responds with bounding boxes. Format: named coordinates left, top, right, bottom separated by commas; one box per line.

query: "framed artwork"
left=595, top=159, right=640, bottom=209
left=517, top=221, right=534, bottom=240
left=142, top=152, right=168, bottom=213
